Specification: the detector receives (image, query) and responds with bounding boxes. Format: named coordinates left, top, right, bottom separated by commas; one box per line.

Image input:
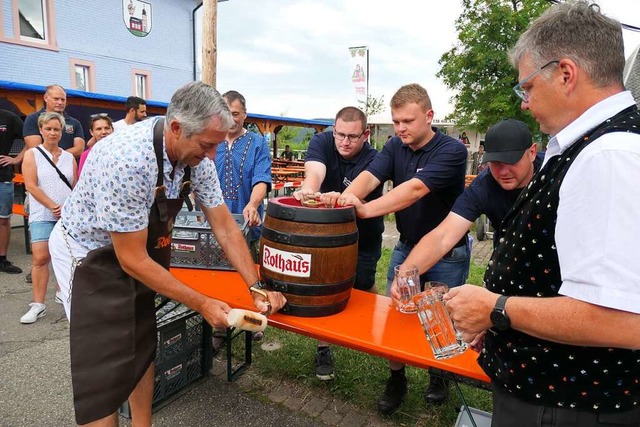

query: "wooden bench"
left=174, top=267, right=490, bottom=388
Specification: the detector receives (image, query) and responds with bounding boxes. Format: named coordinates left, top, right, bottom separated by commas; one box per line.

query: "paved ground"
left=0, top=217, right=491, bottom=426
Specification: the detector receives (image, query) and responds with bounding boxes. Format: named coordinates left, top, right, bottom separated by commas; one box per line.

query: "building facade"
left=0, top=0, right=202, bottom=102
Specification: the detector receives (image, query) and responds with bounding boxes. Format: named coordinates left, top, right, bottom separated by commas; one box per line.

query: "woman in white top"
left=20, top=112, right=76, bottom=324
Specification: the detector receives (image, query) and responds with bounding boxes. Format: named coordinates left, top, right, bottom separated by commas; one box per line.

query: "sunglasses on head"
left=90, top=113, right=110, bottom=119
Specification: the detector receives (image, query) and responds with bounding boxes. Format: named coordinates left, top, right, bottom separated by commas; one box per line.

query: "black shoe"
left=315, top=346, right=335, bottom=380
left=25, top=272, right=32, bottom=283
left=377, top=370, right=408, bottom=416
left=425, top=376, right=450, bottom=404
left=0, top=260, right=22, bottom=274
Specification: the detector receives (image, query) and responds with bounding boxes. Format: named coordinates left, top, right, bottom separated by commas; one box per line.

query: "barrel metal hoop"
left=264, top=277, right=354, bottom=296
left=261, top=227, right=358, bottom=247
left=266, top=202, right=356, bottom=224
left=281, top=299, right=350, bottom=317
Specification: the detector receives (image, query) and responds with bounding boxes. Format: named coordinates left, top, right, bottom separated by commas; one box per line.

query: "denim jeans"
left=354, top=236, right=382, bottom=291
left=0, top=181, right=13, bottom=218
left=385, top=238, right=471, bottom=295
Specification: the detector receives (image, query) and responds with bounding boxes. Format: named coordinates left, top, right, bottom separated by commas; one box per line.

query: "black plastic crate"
left=119, top=310, right=209, bottom=418
left=170, top=211, right=249, bottom=270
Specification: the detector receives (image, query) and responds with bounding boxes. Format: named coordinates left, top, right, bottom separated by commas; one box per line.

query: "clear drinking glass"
left=413, top=282, right=468, bottom=360
left=394, top=264, right=420, bottom=314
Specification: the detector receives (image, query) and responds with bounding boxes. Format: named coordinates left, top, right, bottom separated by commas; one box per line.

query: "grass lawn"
left=241, top=248, right=492, bottom=426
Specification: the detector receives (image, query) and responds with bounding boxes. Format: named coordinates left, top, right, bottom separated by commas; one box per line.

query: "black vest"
left=481, top=105, right=640, bottom=412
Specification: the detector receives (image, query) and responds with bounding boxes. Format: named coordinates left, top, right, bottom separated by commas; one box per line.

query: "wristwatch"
left=490, top=295, right=511, bottom=331
left=249, top=280, right=268, bottom=298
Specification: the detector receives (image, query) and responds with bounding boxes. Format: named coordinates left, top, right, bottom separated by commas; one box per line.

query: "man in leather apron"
left=444, top=2, right=640, bottom=426
left=49, top=82, right=286, bottom=426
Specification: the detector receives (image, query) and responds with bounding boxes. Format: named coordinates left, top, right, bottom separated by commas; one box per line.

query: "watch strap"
left=495, top=295, right=509, bottom=312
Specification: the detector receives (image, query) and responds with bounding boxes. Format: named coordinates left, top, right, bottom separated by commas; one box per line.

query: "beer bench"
left=174, top=267, right=491, bottom=422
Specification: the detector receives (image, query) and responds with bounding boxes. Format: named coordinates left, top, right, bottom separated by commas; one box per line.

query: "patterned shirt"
left=214, top=130, right=271, bottom=241
left=61, top=117, right=224, bottom=251
left=482, top=101, right=640, bottom=412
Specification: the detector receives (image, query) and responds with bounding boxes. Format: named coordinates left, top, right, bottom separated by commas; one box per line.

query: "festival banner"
left=349, top=46, right=369, bottom=105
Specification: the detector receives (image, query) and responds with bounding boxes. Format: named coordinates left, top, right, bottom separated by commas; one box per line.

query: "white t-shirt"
left=112, top=119, right=128, bottom=133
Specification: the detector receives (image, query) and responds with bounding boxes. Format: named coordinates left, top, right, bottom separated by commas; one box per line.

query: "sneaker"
left=424, top=376, right=450, bottom=404
left=20, top=303, right=46, bottom=324
left=0, top=259, right=22, bottom=274
left=315, top=346, right=335, bottom=381
left=54, top=291, right=63, bottom=304
left=377, top=370, right=408, bottom=416
left=25, top=272, right=32, bottom=283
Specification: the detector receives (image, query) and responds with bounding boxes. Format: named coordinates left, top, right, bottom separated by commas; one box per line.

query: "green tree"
left=437, top=0, right=549, bottom=137
left=358, top=94, right=386, bottom=117
left=276, top=126, right=298, bottom=145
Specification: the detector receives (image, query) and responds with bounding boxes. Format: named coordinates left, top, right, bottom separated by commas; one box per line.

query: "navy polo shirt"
left=305, top=131, right=384, bottom=247
left=0, top=109, right=23, bottom=182
left=23, top=108, right=84, bottom=151
left=367, top=129, right=467, bottom=245
left=452, top=152, right=544, bottom=244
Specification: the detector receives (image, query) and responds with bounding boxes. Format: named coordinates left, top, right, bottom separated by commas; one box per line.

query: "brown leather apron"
left=69, top=118, right=192, bottom=424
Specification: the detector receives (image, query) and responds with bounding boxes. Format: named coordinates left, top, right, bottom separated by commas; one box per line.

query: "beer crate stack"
left=119, top=299, right=211, bottom=418
left=170, top=210, right=250, bottom=270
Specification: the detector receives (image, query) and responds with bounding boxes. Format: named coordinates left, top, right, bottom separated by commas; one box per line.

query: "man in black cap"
left=389, top=119, right=543, bottom=316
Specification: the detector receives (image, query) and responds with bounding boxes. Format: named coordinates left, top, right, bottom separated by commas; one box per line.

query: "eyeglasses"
left=512, top=60, right=559, bottom=102
left=90, top=113, right=110, bottom=119
left=333, top=130, right=365, bottom=143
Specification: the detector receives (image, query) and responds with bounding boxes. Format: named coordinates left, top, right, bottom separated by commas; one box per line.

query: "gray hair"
left=222, top=90, right=246, bottom=112
left=510, top=1, right=625, bottom=88
left=37, top=111, right=66, bottom=129
left=165, top=82, right=233, bottom=138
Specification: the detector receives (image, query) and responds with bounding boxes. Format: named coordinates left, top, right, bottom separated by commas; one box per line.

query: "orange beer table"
left=173, top=267, right=491, bottom=385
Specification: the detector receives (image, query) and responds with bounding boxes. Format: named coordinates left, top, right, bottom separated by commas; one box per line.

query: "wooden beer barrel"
left=260, top=196, right=358, bottom=317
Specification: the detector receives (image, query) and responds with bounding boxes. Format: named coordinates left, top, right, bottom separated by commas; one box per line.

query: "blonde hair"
left=390, top=83, right=432, bottom=112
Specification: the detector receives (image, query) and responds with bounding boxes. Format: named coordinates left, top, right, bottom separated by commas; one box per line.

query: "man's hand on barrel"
left=293, top=188, right=320, bottom=203
left=250, top=288, right=287, bottom=315
left=200, top=298, right=232, bottom=329
left=335, top=193, right=365, bottom=215
left=317, top=191, right=341, bottom=207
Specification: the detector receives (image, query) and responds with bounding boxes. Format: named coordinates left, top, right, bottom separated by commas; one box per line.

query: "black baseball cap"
left=482, top=119, right=532, bottom=164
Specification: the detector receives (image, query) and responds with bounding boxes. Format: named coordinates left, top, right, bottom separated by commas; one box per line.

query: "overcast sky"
left=210, top=0, right=640, bottom=121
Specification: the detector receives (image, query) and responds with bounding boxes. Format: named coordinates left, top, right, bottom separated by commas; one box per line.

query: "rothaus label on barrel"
left=262, top=245, right=311, bottom=277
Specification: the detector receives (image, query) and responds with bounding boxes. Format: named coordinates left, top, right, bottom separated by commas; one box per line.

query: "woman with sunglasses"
left=20, top=112, right=77, bottom=324
left=78, top=114, right=114, bottom=176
